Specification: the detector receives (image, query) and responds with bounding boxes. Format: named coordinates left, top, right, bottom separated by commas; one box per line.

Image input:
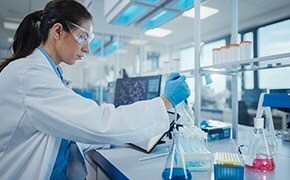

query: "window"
left=258, top=19, right=290, bottom=89
left=259, top=19, right=290, bottom=56
left=180, top=46, right=195, bottom=71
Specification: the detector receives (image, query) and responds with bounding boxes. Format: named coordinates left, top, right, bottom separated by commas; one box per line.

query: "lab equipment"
left=162, top=131, right=192, bottom=180
left=243, top=118, right=276, bottom=172
left=228, top=44, right=240, bottom=62
left=178, top=100, right=195, bottom=126
left=255, top=93, right=279, bottom=154
left=163, top=73, right=190, bottom=107
left=214, top=152, right=244, bottom=180
left=239, top=41, right=253, bottom=60
left=114, top=75, right=161, bottom=107
left=180, top=126, right=212, bottom=172
left=200, top=120, right=231, bottom=141
left=212, top=48, right=221, bottom=65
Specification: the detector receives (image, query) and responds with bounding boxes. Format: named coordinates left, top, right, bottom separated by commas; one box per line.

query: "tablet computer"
left=130, top=111, right=180, bottom=153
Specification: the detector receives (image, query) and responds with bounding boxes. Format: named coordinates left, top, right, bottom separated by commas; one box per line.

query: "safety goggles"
left=64, top=20, right=94, bottom=46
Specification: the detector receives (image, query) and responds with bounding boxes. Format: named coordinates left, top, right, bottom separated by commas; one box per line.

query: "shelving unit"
left=152, top=0, right=290, bottom=139
left=202, top=52, right=290, bottom=75
left=190, top=0, right=290, bottom=139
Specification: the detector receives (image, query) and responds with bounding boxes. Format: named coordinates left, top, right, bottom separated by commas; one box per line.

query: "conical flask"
left=244, top=118, right=275, bottom=172
left=162, top=131, right=192, bottom=180
left=264, top=116, right=278, bottom=155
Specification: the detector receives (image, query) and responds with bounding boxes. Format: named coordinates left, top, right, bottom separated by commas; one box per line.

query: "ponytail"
left=0, top=10, right=43, bottom=72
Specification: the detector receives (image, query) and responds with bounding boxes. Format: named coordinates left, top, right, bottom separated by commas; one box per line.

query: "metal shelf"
left=201, top=52, right=290, bottom=75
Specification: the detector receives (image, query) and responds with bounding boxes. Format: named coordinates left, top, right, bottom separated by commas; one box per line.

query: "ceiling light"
left=137, top=9, right=179, bottom=29
left=182, top=6, right=219, bottom=19
left=3, top=21, right=20, bottom=30
left=112, top=4, right=151, bottom=26
left=105, top=1, right=153, bottom=26
left=104, top=0, right=191, bottom=29
left=135, top=0, right=165, bottom=6
left=145, top=28, right=172, bottom=37
left=166, top=0, right=196, bottom=11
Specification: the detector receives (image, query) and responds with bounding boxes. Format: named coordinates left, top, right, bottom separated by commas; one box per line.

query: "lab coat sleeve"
left=76, top=142, right=109, bottom=153
left=23, top=64, right=169, bottom=145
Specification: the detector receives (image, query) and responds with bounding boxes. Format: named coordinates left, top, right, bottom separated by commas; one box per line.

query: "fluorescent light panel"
left=139, top=9, right=178, bottom=29
left=182, top=6, right=219, bottom=19
left=112, top=4, right=150, bottom=26
left=145, top=28, right=172, bottom=37
left=169, top=0, right=195, bottom=11
left=135, top=0, right=164, bottom=6
left=3, top=21, right=20, bottom=30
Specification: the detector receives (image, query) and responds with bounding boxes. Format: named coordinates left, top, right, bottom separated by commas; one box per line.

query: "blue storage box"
left=214, top=152, right=244, bottom=180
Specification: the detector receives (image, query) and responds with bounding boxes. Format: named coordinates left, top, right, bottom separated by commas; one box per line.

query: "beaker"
left=243, top=118, right=275, bottom=172
left=162, top=131, right=192, bottom=180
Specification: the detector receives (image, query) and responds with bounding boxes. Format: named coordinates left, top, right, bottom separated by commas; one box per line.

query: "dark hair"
left=0, top=0, right=92, bottom=72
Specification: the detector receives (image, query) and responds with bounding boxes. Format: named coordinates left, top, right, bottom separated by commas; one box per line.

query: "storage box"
left=201, top=120, right=231, bottom=141
left=214, top=152, right=244, bottom=180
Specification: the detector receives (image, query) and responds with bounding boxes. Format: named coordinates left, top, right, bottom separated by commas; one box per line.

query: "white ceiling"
left=0, top=0, right=290, bottom=51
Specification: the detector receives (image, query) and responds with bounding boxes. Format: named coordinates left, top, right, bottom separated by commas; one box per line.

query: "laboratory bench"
left=85, top=125, right=290, bottom=180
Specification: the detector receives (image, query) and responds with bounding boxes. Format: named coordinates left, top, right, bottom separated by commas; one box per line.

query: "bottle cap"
left=212, top=48, right=221, bottom=51
left=254, top=118, right=264, bottom=129
left=240, top=41, right=252, bottom=44
left=229, top=44, right=239, bottom=47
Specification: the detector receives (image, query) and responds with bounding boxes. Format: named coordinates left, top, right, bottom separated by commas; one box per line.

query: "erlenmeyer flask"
left=244, top=118, right=275, bottom=172
left=264, top=116, right=278, bottom=155
left=162, top=131, right=192, bottom=180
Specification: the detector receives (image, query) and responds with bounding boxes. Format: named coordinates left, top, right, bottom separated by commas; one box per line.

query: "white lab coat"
left=0, top=49, right=169, bottom=179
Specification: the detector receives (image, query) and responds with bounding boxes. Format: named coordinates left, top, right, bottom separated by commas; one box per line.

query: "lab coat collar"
left=33, top=48, right=72, bottom=88
left=37, top=47, right=62, bottom=80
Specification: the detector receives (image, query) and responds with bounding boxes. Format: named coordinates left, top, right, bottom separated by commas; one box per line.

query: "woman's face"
left=56, top=20, right=93, bottom=65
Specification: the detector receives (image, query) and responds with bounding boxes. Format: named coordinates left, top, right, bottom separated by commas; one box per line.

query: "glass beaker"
left=162, top=131, right=192, bottom=180
left=244, top=118, right=275, bottom=172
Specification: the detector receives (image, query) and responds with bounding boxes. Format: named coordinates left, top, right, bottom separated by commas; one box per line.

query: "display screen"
left=114, top=75, right=162, bottom=107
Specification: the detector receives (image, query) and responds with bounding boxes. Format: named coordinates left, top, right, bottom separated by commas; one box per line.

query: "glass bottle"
left=244, top=118, right=275, bottom=172
left=162, top=131, right=192, bottom=180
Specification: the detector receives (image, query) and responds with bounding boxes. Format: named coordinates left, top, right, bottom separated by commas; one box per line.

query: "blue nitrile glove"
left=164, top=72, right=190, bottom=107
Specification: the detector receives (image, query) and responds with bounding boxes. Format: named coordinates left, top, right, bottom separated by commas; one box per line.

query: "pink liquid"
left=245, top=157, right=275, bottom=172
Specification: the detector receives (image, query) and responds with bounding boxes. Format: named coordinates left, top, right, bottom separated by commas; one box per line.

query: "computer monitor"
left=114, top=75, right=162, bottom=107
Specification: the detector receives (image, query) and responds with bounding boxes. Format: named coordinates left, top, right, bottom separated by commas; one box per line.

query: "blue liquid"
left=162, top=168, right=192, bottom=180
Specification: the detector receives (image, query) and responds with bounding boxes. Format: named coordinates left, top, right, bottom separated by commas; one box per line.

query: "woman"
left=0, top=0, right=190, bottom=179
